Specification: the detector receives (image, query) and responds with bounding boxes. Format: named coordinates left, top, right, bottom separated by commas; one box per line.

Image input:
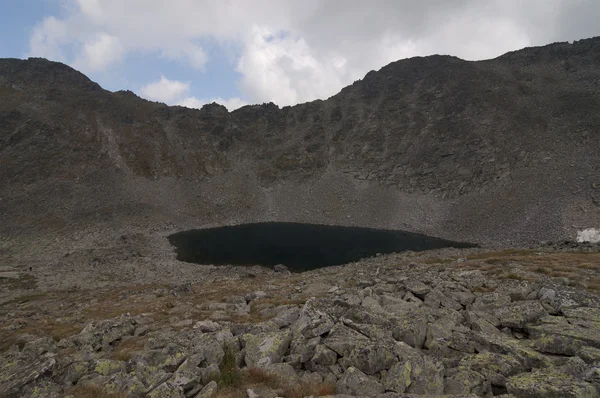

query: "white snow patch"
left=576, top=228, right=600, bottom=243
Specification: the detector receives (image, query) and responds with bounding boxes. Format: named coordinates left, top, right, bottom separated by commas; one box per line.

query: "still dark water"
left=168, top=222, right=475, bottom=272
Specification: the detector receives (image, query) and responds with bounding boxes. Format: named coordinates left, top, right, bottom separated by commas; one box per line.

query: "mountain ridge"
left=1, top=37, right=599, bottom=272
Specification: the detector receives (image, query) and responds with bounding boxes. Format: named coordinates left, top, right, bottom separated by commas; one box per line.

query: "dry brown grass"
left=424, top=258, right=454, bottom=265
left=471, top=286, right=496, bottom=293
left=467, top=249, right=537, bottom=261
left=284, top=382, right=336, bottom=398
left=0, top=318, right=83, bottom=354
left=57, top=347, right=78, bottom=358
left=577, top=263, right=600, bottom=270
left=216, top=366, right=336, bottom=398
left=458, top=250, right=600, bottom=295
left=109, top=337, right=147, bottom=361
left=66, top=385, right=124, bottom=398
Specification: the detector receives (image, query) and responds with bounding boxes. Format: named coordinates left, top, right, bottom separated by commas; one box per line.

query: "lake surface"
left=168, top=222, right=475, bottom=272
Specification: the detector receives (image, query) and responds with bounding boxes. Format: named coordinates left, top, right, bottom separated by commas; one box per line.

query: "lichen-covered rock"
left=289, top=336, right=320, bottom=363
left=472, top=324, right=553, bottom=369
left=404, top=280, right=431, bottom=297
left=577, top=346, right=600, bottom=364
left=528, top=322, right=600, bottom=355
left=148, top=381, right=184, bottom=398
left=0, top=353, right=56, bottom=397
left=193, top=320, right=222, bottom=333
left=383, top=361, right=412, bottom=393
left=311, top=344, right=338, bottom=366
left=324, top=322, right=370, bottom=357
left=243, top=330, right=292, bottom=367
left=336, top=366, right=385, bottom=395
left=200, top=364, right=221, bottom=385
left=93, top=359, right=126, bottom=376
left=506, top=369, right=597, bottom=398
left=271, top=306, right=300, bottom=328
left=392, top=341, right=445, bottom=395
left=391, top=309, right=430, bottom=348
left=191, top=335, right=225, bottom=366
left=458, top=352, right=525, bottom=386
left=291, top=300, right=335, bottom=339
left=195, top=380, right=218, bottom=398
left=346, top=341, right=397, bottom=375
left=263, top=363, right=299, bottom=386
left=495, top=301, right=547, bottom=329
left=73, top=315, right=136, bottom=351
left=444, top=369, right=491, bottom=396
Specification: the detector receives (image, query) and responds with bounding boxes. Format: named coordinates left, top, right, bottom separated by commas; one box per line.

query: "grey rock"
left=324, top=322, right=370, bottom=357
left=263, top=363, right=299, bottom=385
left=506, top=369, right=597, bottom=398
left=245, top=291, right=269, bottom=302
left=346, top=342, right=397, bottom=375
left=495, top=300, right=547, bottom=329
left=200, top=364, right=221, bottom=385
left=311, top=344, right=338, bottom=367
left=194, top=320, right=222, bottom=333
left=191, top=335, right=225, bottom=366
left=291, top=300, right=335, bottom=339
left=459, top=352, right=525, bottom=387
left=271, top=306, right=300, bottom=328
left=148, top=382, right=184, bottom=398
left=391, top=309, right=430, bottom=348
left=0, top=353, right=56, bottom=397
left=195, top=380, right=218, bottom=398
left=383, top=361, right=412, bottom=393
left=404, top=280, right=431, bottom=297
left=274, top=264, right=290, bottom=273
left=444, top=369, right=491, bottom=396
left=243, top=330, right=292, bottom=367
left=336, top=366, right=385, bottom=395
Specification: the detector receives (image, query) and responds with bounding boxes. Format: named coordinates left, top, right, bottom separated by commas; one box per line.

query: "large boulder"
left=0, top=353, right=56, bottom=397
left=323, top=322, right=370, bottom=358
left=346, top=341, right=397, bottom=375
left=336, top=366, right=384, bottom=395
left=528, top=321, right=600, bottom=355
left=391, top=309, right=431, bottom=348
left=458, top=352, right=525, bottom=387
left=495, top=301, right=547, bottom=329
left=72, top=315, right=136, bottom=351
left=506, top=369, right=597, bottom=398
left=243, top=330, right=292, bottom=367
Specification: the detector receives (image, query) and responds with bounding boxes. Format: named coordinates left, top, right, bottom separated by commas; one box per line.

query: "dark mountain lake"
left=168, top=222, right=476, bottom=272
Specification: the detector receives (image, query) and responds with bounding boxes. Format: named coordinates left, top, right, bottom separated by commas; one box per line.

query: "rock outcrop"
left=2, top=247, right=600, bottom=397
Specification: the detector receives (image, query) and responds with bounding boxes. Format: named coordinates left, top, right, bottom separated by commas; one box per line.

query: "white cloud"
left=161, top=42, right=207, bottom=70
left=140, top=76, right=190, bottom=103
left=27, top=16, right=69, bottom=61
left=72, top=33, right=124, bottom=72
left=27, top=0, right=600, bottom=106
left=140, top=76, right=247, bottom=110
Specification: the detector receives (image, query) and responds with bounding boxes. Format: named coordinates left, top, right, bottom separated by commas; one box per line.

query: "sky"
left=1, top=1, right=599, bottom=110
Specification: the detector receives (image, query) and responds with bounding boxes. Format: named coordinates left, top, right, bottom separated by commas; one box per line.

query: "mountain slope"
left=1, top=38, right=599, bottom=261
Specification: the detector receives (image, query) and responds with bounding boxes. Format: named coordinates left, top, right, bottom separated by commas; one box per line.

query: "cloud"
left=140, top=76, right=190, bottom=103
left=27, top=0, right=600, bottom=106
left=140, top=76, right=247, bottom=110
left=72, top=33, right=124, bottom=72
left=161, top=42, right=207, bottom=70
left=27, top=16, right=69, bottom=61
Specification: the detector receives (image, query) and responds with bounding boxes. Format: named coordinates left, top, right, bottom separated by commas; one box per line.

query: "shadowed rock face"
left=168, top=222, right=476, bottom=271
left=1, top=38, right=599, bottom=256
